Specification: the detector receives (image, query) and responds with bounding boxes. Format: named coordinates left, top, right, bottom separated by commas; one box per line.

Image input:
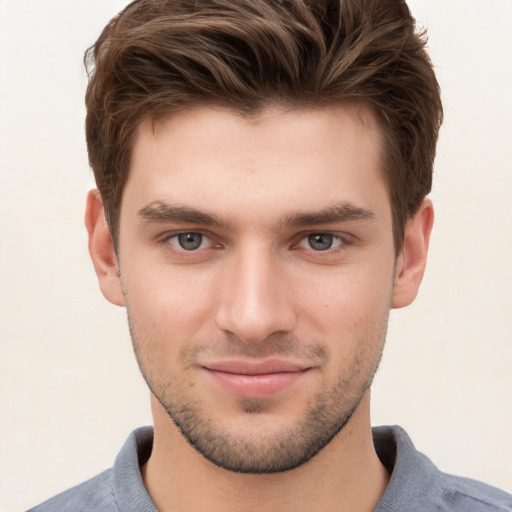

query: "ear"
left=85, top=189, right=125, bottom=307
left=391, top=199, right=434, bottom=309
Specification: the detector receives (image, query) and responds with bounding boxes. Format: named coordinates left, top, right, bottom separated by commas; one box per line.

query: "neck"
left=142, top=392, right=389, bottom=512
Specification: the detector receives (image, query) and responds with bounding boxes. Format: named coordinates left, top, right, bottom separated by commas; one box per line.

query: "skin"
left=86, top=104, right=433, bottom=512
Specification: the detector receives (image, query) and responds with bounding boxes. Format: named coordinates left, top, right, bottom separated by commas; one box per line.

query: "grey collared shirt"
left=28, top=425, right=512, bottom=511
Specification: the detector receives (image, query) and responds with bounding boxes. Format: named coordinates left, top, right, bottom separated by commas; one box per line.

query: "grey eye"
left=307, top=234, right=333, bottom=251
left=177, top=233, right=203, bottom=250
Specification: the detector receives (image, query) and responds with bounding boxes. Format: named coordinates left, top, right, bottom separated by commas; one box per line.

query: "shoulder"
left=26, top=469, right=118, bottom=512
left=437, top=473, right=512, bottom=512
left=374, top=425, right=512, bottom=512
left=26, top=427, right=156, bottom=512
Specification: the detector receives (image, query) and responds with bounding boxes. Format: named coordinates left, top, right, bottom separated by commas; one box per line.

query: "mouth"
left=201, top=359, right=312, bottom=398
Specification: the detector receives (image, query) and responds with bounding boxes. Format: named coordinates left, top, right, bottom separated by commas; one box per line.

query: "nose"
left=215, top=245, right=296, bottom=344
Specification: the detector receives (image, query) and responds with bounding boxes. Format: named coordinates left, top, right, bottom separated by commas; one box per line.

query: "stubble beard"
left=154, top=377, right=366, bottom=474
left=127, top=315, right=387, bottom=475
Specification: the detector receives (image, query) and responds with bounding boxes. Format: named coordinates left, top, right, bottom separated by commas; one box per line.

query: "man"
left=29, top=0, right=512, bottom=511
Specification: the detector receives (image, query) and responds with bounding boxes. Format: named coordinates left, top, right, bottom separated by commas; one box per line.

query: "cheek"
left=297, top=266, right=394, bottom=328
left=122, top=264, right=216, bottom=340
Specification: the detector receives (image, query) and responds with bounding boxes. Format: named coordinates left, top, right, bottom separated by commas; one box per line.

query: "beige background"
left=1, top=1, right=511, bottom=510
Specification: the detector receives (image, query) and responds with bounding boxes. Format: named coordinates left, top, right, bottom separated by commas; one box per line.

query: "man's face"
left=116, top=104, right=398, bottom=472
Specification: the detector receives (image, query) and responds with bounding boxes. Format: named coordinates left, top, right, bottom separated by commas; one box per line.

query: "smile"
left=202, top=359, right=312, bottom=398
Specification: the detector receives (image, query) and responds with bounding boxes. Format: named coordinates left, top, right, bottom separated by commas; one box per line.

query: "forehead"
left=123, top=104, right=389, bottom=225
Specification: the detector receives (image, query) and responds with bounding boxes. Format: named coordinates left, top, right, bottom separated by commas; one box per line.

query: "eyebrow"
left=283, top=204, right=376, bottom=227
left=137, top=202, right=234, bottom=229
left=137, top=201, right=376, bottom=229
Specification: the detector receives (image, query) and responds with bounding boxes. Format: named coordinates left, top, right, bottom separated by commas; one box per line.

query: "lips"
left=202, top=359, right=311, bottom=398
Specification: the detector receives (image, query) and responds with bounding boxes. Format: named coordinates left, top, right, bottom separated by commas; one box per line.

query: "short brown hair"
left=85, top=0, right=442, bottom=251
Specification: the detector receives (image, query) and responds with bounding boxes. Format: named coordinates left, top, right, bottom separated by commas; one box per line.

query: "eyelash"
left=160, top=231, right=219, bottom=253
left=159, top=230, right=351, bottom=255
left=296, top=233, right=347, bottom=252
